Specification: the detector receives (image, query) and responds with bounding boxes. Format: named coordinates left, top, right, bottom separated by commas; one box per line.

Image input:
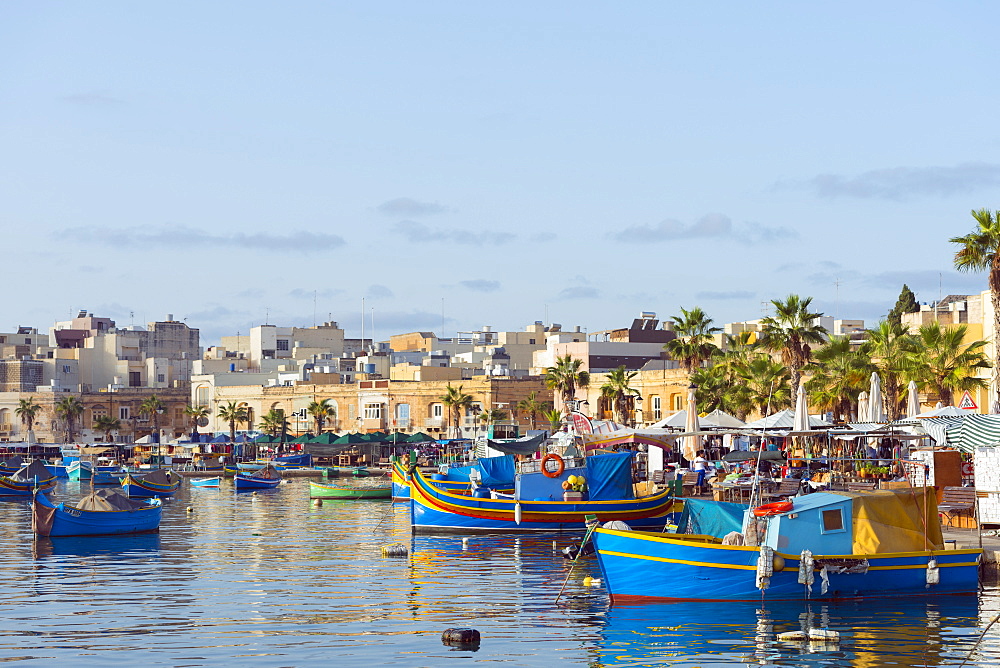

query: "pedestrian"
left=692, top=450, right=708, bottom=495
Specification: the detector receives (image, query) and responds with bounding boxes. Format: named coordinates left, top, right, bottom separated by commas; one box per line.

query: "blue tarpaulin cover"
left=678, top=499, right=750, bottom=539
left=584, top=451, right=636, bottom=501
left=477, top=455, right=515, bottom=487
left=445, top=465, right=475, bottom=482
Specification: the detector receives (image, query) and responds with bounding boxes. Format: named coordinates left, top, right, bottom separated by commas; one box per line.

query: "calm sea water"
left=2, top=477, right=1000, bottom=667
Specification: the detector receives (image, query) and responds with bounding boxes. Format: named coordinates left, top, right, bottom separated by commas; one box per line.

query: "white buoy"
left=312, top=498, right=323, bottom=507
left=514, top=502, right=522, bottom=525
left=462, top=537, right=470, bottom=550
left=186, top=506, right=194, bottom=513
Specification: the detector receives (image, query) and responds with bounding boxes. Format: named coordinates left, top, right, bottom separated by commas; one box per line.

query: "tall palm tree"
left=544, top=355, right=590, bottom=411
left=439, top=384, right=473, bottom=438
left=805, top=336, right=875, bottom=422
left=861, top=320, right=920, bottom=421
left=663, top=307, right=722, bottom=375
left=913, top=322, right=991, bottom=406
left=951, top=207, right=1000, bottom=408
left=93, top=415, right=121, bottom=442
left=542, top=408, right=563, bottom=433
left=759, top=294, right=828, bottom=398
left=138, top=395, right=167, bottom=443
left=14, top=397, right=41, bottom=439
left=217, top=400, right=248, bottom=442
left=515, top=391, right=549, bottom=431
left=735, top=357, right=792, bottom=418
left=258, top=408, right=289, bottom=438
left=307, top=399, right=336, bottom=434
left=55, top=395, right=85, bottom=443
left=183, top=404, right=211, bottom=439
left=600, top=366, right=642, bottom=426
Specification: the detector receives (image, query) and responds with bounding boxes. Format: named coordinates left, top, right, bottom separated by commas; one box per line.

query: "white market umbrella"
left=906, top=381, right=920, bottom=419
left=857, top=391, right=870, bottom=423
left=683, top=387, right=701, bottom=463
left=792, top=384, right=810, bottom=432
left=868, top=372, right=887, bottom=423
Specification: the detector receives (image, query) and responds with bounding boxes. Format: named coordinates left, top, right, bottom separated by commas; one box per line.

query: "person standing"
left=692, top=450, right=708, bottom=495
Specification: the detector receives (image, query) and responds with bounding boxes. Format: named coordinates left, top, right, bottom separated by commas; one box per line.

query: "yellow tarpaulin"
left=843, top=487, right=943, bottom=553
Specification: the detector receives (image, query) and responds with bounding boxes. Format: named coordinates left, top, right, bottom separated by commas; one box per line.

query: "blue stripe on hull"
left=594, top=529, right=981, bottom=601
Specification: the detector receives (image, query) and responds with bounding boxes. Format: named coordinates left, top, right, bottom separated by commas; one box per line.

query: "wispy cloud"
left=530, top=232, right=557, bottom=242
left=61, top=90, right=124, bottom=106
left=57, top=225, right=346, bottom=252
left=613, top=213, right=795, bottom=244
left=393, top=220, right=515, bottom=246
left=460, top=279, right=500, bottom=292
left=696, top=290, right=756, bottom=300
left=288, top=288, right=345, bottom=299
left=377, top=197, right=451, bottom=217
left=367, top=284, right=394, bottom=299
left=777, top=162, right=1000, bottom=200
left=364, top=310, right=455, bottom=334
left=556, top=286, right=600, bottom=300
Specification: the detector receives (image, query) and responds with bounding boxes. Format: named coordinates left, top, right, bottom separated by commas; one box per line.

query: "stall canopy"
left=580, top=429, right=677, bottom=452
left=484, top=433, right=545, bottom=456
left=743, top=409, right=831, bottom=430
left=924, top=414, right=1000, bottom=452
left=647, top=408, right=746, bottom=430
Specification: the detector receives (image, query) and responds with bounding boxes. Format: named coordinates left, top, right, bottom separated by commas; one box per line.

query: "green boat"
left=309, top=481, right=391, bottom=500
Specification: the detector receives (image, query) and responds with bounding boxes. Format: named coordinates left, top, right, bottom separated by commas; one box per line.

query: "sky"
left=3, top=2, right=1000, bottom=346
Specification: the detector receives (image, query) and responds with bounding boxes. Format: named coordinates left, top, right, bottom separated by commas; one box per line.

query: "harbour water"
left=2, top=478, right=1000, bottom=666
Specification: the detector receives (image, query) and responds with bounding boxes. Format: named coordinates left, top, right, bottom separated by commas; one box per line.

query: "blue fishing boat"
left=67, top=460, right=94, bottom=480
left=236, top=461, right=267, bottom=472
left=44, top=463, right=70, bottom=479
left=274, top=452, right=312, bottom=468
left=409, top=451, right=677, bottom=534
left=0, top=456, right=24, bottom=476
left=91, top=469, right=127, bottom=485
left=190, top=476, right=222, bottom=488
left=391, top=457, right=515, bottom=501
left=593, top=488, right=982, bottom=602
left=0, top=460, right=57, bottom=495
left=234, top=464, right=282, bottom=490
left=32, top=488, right=162, bottom=537
left=121, top=469, right=180, bottom=498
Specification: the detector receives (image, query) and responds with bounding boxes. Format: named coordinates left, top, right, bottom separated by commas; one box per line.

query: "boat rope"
left=957, top=612, right=1000, bottom=667
left=555, top=515, right=600, bottom=604
left=748, top=381, right=776, bottom=512
left=370, top=500, right=397, bottom=534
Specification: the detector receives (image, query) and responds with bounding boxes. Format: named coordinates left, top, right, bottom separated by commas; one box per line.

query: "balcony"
left=423, top=417, right=444, bottom=429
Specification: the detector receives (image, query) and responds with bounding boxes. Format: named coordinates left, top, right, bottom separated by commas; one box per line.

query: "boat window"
left=820, top=508, right=846, bottom=534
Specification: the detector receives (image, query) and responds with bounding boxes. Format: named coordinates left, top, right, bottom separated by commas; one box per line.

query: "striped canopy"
left=921, top=414, right=1000, bottom=452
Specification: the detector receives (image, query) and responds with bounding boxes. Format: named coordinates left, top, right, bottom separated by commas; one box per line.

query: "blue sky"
left=3, top=2, right=999, bottom=345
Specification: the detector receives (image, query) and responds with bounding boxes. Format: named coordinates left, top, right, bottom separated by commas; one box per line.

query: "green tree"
left=805, top=336, right=875, bottom=422
left=138, top=395, right=167, bottom=443
left=439, top=384, right=473, bottom=438
left=861, top=320, right=920, bottom=421
left=93, top=415, right=121, bottom=442
left=734, top=357, right=792, bottom=418
left=217, top=400, right=249, bottom=442
left=913, top=322, right=991, bottom=406
left=542, top=408, right=563, bottom=433
left=663, top=307, right=721, bottom=375
left=515, top=391, right=549, bottom=431
left=55, top=395, right=85, bottom=443
left=544, top=355, right=590, bottom=410
left=599, top=366, right=642, bottom=426
left=759, top=294, right=828, bottom=398
left=887, top=284, right=920, bottom=326
left=258, top=408, right=289, bottom=437
left=183, top=404, right=211, bottom=438
left=479, top=407, right=508, bottom=429
left=14, top=397, right=41, bottom=437
left=951, top=207, right=1000, bottom=408
left=307, top=399, right=336, bottom=434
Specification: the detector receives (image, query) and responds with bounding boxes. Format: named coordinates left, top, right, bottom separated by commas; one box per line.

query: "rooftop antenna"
left=441, top=297, right=445, bottom=339
left=834, top=276, right=841, bottom=322
left=361, top=297, right=366, bottom=353
left=313, top=290, right=317, bottom=327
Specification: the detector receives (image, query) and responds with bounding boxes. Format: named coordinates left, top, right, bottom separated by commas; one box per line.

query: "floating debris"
left=441, top=627, right=480, bottom=648
left=382, top=543, right=408, bottom=558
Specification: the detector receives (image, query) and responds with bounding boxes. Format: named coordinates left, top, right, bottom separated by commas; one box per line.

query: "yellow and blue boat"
left=32, top=488, right=162, bottom=537
left=0, top=460, right=57, bottom=495
left=391, top=456, right=516, bottom=501
left=594, top=488, right=981, bottom=602
left=409, top=451, right=676, bottom=534
left=121, top=469, right=180, bottom=498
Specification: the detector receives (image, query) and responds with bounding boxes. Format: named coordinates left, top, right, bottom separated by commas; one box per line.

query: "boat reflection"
left=592, top=595, right=983, bottom=667
left=32, top=531, right=162, bottom=560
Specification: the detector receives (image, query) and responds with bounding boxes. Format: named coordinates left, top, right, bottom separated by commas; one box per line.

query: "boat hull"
left=309, top=482, right=391, bottom=499
left=121, top=473, right=180, bottom=498
left=234, top=474, right=281, bottom=490
left=593, top=527, right=982, bottom=602
left=191, top=477, right=222, bottom=488
left=409, top=468, right=675, bottom=535
left=0, top=475, right=57, bottom=496
left=67, top=461, right=94, bottom=480
left=33, top=493, right=162, bottom=537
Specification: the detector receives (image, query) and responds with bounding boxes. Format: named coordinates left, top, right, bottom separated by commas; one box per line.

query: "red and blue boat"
left=409, top=451, right=677, bottom=534
left=32, top=488, right=162, bottom=537
left=121, top=469, right=180, bottom=498
left=0, top=460, right=57, bottom=495
left=234, top=464, right=282, bottom=490
left=594, top=488, right=981, bottom=602
left=391, top=456, right=515, bottom=501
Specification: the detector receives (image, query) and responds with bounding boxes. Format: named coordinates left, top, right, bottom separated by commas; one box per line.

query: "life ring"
left=752, top=501, right=794, bottom=517
left=541, top=453, right=565, bottom=478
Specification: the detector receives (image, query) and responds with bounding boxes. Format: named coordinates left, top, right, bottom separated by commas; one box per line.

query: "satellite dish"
left=197, top=417, right=210, bottom=427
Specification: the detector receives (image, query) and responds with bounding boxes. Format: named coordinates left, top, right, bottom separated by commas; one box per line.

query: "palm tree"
left=862, top=320, right=920, bottom=421
left=663, top=307, right=722, bottom=375
left=805, top=336, right=875, bottom=422
left=93, top=415, right=121, bottom=442
left=544, top=355, right=590, bottom=411
left=55, top=396, right=85, bottom=443
left=479, top=408, right=508, bottom=434
left=217, top=400, right=249, bottom=442
left=515, top=391, right=549, bottom=431
left=735, top=357, right=792, bottom=418
left=14, top=397, right=41, bottom=439
left=913, top=322, right=991, bottom=406
left=307, top=399, right=336, bottom=434
left=258, top=409, right=289, bottom=438
left=951, top=207, right=1000, bottom=408
left=759, top=294, right=828, bottom=398
left=542, top=408, right=564, bottom=433
left=138, top=395, right=167, bottom=444
left=600, top=366, right=641, bottom=426
left=183, top=404, right=211, bottom=439
left=439, top=384, right=473, bottom=438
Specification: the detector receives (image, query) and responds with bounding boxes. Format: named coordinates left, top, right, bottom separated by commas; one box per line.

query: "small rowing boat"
left=309, top=481, right=391, bottom=500
left=32, top=488, right=162, bottom=537
left=234, top=464, right=282, bottom=490
left=190, top=476, right=222, bottom=488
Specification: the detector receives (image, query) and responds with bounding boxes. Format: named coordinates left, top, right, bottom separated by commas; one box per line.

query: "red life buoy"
left=541, top=453, right=565, bottom=478
left=752, top=501, right=794, bottom=517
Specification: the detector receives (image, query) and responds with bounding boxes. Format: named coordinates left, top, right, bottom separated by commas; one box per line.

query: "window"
left=432, top=403, right=443, bottom=418
left=529, top=338, right=535, bottom=344
left=821, top=508, right=845, bottom=533
left=277, top=339, right=290, bottom=351
left=157, top=374, right=165, bottom=383
left=364, top=403, right=382, bottom=420
left=396, top=404, right=410, bottom=420
left=129, top=371, right=141, bottom=387
left=24, top=338, right=30, bottom=345
left=652, top=396, right=662, bottom=420
left=673, top=395, right=683, bottom=410
left=62, top=365, right=72, bottom=374
left=119, top=407, right=131, bottom=420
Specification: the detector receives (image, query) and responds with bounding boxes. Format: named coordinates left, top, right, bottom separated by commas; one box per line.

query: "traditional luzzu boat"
left=234, top=464, right=282, bottom=490
left=309, top=481, right=391, bottom=500
left=0, top=456, right=24, bottom=476
left=409, top=451, right=677, bottom=535
left=32, top=488, right=162, bottom=537
left=593, top=488, right=982, bottom=602
left=236, top=461, right=267, bottom=472
left=391, top=456, right=516, bottom=501
left=0, top=460, right=58, bottom=495
left=273, top=453, right=312, bottom=470
left=121, top=469, right=181, bottom=498
left=190, top=476, right=222, bottom=488
left=66, top=460, right=94, bottom=480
